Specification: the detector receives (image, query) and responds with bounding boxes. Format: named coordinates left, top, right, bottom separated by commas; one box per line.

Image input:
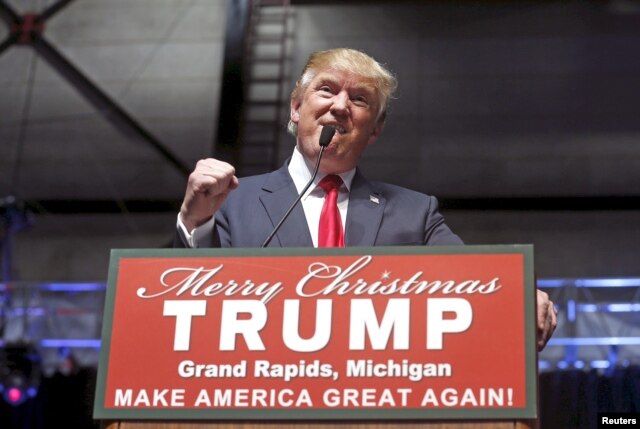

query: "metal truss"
left=0, top=0, right=191, bottom=177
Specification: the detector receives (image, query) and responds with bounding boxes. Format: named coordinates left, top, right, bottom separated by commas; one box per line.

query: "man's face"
left=290, top=69, right=384, bottom=174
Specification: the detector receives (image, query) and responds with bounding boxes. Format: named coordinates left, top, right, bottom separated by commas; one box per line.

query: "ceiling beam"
left=0, top=0, right=191, bottom=178
left=20, top=196, right=640, bottom=214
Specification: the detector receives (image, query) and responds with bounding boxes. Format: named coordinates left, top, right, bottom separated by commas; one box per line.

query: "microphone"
left=261, top=125, right=336, bottom=247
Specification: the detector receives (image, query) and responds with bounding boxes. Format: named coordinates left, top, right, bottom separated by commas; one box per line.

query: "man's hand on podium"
left=536, top=289, right=557, bottom=351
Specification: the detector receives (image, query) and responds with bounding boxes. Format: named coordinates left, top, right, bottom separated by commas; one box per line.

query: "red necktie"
left=318, top=174, right=344, bottom=247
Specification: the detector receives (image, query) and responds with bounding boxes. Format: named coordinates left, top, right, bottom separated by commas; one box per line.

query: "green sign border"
left=94, top=244, right=536, bottom=421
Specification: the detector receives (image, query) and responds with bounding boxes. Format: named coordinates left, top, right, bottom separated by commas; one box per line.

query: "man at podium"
left=174, top=47, right=556, bottom=350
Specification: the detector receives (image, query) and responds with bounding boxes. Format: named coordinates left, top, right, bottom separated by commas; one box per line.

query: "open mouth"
left=324, top=124, right=346, bottom=134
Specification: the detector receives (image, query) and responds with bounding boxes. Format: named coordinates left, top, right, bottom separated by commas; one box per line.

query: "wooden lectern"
left=95, top=247, right=538, bottom=429
left=106, top=420, right=537, bottom=429
left=104, top=420, right=536, bottom=428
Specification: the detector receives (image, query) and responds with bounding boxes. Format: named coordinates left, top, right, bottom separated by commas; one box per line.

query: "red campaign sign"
left=94, top=246, right=537, bottom=420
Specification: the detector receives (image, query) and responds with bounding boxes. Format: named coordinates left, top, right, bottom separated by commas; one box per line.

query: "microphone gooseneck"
left=261, top=126, right=337, bottom=248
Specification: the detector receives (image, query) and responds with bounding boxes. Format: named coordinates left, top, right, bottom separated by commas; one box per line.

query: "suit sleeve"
left=424, top=196, right=464, bottom=246
left=173, top=214, right=222, bottom=248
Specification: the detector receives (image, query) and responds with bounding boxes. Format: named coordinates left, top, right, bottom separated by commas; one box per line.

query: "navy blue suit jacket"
left=188, top=162, right=462, bottom=248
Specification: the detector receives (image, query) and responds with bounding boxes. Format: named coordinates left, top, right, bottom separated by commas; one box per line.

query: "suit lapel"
left=345, top=170, right=385, bottom=246
left=259, top=163, right=314, bottom=247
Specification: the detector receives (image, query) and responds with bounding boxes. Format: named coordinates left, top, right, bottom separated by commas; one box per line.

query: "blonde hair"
left=287, top=48, right=397, bottom=135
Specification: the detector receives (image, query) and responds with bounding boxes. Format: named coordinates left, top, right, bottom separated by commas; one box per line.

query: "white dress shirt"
left=177, top=146, right=355, bottom=248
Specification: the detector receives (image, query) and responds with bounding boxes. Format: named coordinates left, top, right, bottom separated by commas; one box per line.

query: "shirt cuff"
left=176, top=213, right=215, bottom=248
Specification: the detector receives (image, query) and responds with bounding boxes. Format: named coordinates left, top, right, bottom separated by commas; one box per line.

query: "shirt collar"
left=288, top=146, right=355, bottom=197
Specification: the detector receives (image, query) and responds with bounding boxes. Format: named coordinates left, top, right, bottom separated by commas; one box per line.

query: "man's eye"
left=319, top=86, right=332, bottom=93
left=353, top=96, right=368, bottom=105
